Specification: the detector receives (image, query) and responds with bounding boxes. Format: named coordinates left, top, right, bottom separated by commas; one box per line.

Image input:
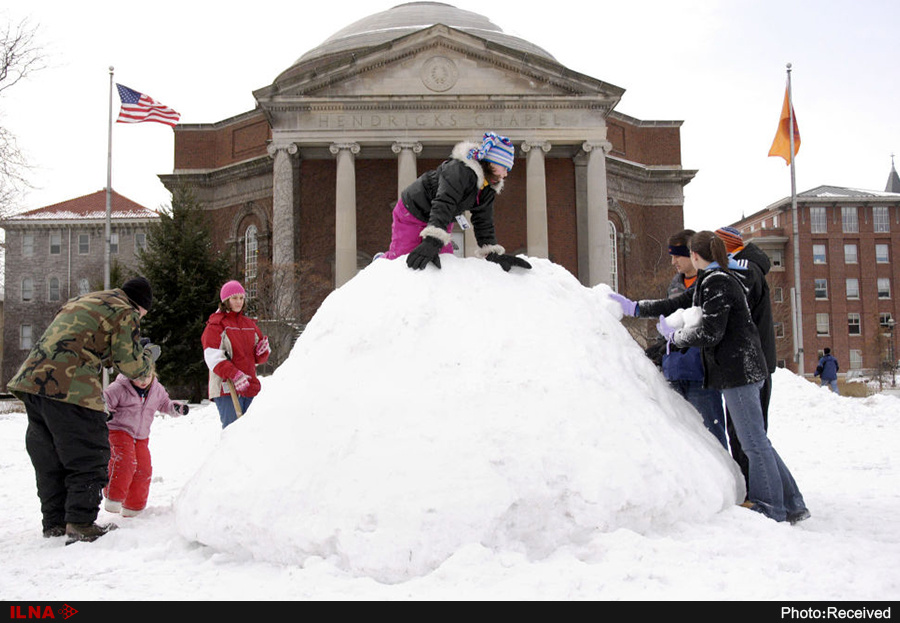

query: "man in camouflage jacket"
left=9, top=277, right=157, bottom=542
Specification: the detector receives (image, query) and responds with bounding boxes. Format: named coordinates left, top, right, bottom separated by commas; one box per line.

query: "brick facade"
left=733, top=185, right=900, bottom=377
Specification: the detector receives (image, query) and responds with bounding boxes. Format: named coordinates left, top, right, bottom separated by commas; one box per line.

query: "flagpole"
left=105, top=66, right=114, bottom=290
left=787, top=63, right=805, bottom=375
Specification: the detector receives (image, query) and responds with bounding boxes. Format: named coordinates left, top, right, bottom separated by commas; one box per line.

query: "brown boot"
left=42, top=525, right=67, bottom=538
left=65, top=522, right=117, bottom=545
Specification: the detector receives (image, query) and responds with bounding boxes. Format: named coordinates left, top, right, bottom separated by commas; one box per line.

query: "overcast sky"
left=2, top=0, right=898, bottom=232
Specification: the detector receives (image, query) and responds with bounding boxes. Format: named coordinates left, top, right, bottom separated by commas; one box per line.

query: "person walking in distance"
left=814, top=348, right=840, bottom=394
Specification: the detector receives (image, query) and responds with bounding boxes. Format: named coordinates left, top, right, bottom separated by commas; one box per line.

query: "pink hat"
left=220, top=280, right=245, bottom=301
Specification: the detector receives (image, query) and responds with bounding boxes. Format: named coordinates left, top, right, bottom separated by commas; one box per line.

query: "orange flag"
left=768, top=85, right=800, bottom=165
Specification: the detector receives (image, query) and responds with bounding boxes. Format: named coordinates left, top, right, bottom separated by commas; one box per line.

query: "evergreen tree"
left=136, top=187, right=229, bottom=401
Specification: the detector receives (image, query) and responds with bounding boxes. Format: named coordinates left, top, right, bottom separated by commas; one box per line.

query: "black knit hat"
left=122, top=277, right=153, bottom=312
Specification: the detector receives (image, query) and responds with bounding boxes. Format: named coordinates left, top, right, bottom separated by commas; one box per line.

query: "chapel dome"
left=293, top=1, right=556, bottom=67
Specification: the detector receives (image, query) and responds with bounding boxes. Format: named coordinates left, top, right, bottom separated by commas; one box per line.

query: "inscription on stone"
left=313, top=111, right=570, bottom=130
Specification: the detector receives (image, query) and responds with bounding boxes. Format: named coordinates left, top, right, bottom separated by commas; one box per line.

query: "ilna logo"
left=9, top=605, right=78, bottom=620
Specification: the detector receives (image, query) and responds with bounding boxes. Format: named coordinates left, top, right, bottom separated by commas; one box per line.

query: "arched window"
left=244, top=225, right=258, bottom=299
left=609, top=221, right=619, bottom=292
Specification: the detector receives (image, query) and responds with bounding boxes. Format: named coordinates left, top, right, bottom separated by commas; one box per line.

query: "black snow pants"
left=22, top=393, right=110, bottom=530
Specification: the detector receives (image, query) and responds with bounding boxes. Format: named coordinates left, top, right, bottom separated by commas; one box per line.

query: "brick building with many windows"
left=731, top=163, right=900, bottom=378
left=0, top=190, right=157, bottom=389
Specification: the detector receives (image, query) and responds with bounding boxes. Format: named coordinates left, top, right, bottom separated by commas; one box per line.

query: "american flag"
left=116, top=84, right=181, bottom=126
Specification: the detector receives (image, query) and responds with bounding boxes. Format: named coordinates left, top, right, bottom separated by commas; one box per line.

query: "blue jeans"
left=213, top=395, right=254, bottom=428
left=722, top=381, right=806, bottom=522
left=670, top=380, right=728, bottom=449
left=821, top=378, right=839, bottom=394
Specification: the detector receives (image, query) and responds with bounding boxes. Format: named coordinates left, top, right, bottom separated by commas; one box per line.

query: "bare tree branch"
left=0, top=17, right=45, bottom=97
left=0, top=16, right=45, bottom=215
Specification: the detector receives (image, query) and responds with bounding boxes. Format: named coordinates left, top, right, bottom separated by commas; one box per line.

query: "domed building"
left=162, top=2, right=695, bottom=323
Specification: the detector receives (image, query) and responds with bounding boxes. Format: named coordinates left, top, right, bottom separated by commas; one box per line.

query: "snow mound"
left=175, top=256, right=743, bottom=583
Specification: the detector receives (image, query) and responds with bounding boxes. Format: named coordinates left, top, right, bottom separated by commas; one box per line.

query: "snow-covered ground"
left=1, top=257, right=898, bottom=601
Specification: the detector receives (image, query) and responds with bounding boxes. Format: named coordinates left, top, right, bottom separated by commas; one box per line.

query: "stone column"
left=521, top=140, right=551, bottom=258
left=392, top=141, right=422, bottom=199
left=582, top=140, right=613, bottom=287
left=330, top=142, right=360, bottom=288
left=267, top=141, right=298, bottom=319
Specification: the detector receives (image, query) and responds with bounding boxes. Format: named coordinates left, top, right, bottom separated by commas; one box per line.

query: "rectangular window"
left=774, top=322, right=785, bottom=338
left=846, top=278, right=860, bottom=299
left=23, top=232, right=34, bottom=257
left=844, top=244, right=858, bottom=264
left=876, top=243, right=889, bottom=264
left=20, top=325, right=33, bottom=350
left=49, top=277, right=60, bottom=302
left=768, top=249, right=783, bottom=268
left=135, top=232, right=147, bottom=254
left=21, top=278, right=34, bottom=302
left=110, top=232, right=119, bottom=255
left=816, top=313, right=830, bottom=336
left=812, top=244, right=827, bottom=264
left=810, top=207, right=827, bottom=234
left=50, top=231, right=61, bottom=255
left=880, top=313, right=894, bottom=328
left=848, top=313, right=861, bottom=336
left=78, top=234, right=90, bottom=255
left=878, top=278, right=891, bottom=299
left=773, top=287, right=784, bottom=303
left=873, top=206, right=890, bottom=233
left=842, top=206, right=859, bottom=233
left=814, top=279, right=828, bottom=299
left=850, top=349, right=863, bottom=370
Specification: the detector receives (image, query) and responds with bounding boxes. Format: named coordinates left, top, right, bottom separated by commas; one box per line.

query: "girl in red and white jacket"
left=103, top=369, right=188, bottom=517
left=201, top=280, right=270, bottom=428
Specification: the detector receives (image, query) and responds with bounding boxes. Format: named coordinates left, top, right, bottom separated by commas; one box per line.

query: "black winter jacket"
left=671, top=266, right=768, bottom=390
left=400, top=141, right=504, bottom=251
left=732, top=243, right=777, bottom=373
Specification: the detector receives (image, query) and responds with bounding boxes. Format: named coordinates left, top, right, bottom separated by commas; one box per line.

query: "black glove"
left=486, top=252, right=532, bottom=272
left=174, top=402, right=190, bottom=416
left=406, top=236, right=444, bottom=270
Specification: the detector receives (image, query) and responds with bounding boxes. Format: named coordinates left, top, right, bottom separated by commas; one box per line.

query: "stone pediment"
left=255, top=24, right=623, bottom=103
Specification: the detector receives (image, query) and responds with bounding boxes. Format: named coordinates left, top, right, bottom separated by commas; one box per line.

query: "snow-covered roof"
left=1, top=190, right=158, bottom=226
left=799, top=185, right=900, bottom=199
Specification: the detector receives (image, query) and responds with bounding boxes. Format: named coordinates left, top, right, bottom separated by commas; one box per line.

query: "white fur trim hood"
left=451, top=141, right=506, bottom=194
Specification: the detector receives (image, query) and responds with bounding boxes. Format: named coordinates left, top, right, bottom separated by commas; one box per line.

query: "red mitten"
left=232, top=371, right=251, bottom=393
left=255, top=336, right=270, bottom=357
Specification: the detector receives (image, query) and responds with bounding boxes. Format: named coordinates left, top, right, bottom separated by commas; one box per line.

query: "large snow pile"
left=175, top=256, right=743, bottom=583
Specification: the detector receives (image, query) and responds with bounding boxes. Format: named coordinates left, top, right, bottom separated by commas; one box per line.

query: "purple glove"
left=657, top=314, right=677, bottom=340
left=255, top=336, right=270, bottom=357
left=609, top=292, right=637, bottom=317
left=232, top=371, right=251, bottom=393
left=656, top=315, right=677, bottom=355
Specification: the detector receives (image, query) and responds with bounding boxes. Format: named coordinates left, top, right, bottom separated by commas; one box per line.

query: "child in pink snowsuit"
left=103, top=370, right=188, bottom=517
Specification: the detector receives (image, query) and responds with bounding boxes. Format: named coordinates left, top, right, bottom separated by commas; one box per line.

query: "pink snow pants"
left=381, top=199, right=455, bottom=260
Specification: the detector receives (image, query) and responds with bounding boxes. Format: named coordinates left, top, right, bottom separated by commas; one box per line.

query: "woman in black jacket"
left=659, top=231, right=810, bottom=524
left=379, top=132, right=530, bottom=272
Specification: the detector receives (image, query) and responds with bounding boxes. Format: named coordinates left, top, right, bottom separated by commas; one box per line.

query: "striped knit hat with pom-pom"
left=715, top=226, right=744, bottom=253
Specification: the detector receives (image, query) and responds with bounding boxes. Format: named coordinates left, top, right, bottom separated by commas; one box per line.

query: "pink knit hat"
left=220, top=280, right=245, bottom=301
